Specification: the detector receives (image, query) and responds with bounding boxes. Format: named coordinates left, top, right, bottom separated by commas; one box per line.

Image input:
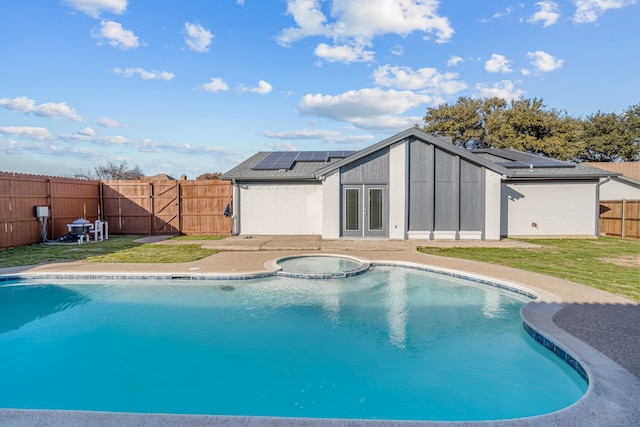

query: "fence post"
left=149, top=182, right=154, bottom=236
left=621, top=199, right=626, bottom=239
left=177, top=181, right=182, bottom=235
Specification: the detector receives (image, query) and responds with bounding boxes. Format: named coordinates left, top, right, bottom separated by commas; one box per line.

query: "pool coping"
left=1, top=257, right=639, bottom=426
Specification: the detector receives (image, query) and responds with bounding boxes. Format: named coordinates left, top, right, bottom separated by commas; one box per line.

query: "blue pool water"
left=0, top=267, right=587, bottom=421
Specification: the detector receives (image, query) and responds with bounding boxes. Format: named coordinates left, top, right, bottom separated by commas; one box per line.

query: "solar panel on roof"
left=472, top=149, right=573, bottom=169
left=251, top=150, right=356, bottom=171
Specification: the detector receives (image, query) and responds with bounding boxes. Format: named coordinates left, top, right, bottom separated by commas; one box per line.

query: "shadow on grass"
left=0, top=236, right=145, bottom=269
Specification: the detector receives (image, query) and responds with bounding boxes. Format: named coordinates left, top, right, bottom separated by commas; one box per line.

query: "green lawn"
left=418, top=237, right=640, bottom=302
left=0, top=236, right=218, bottom=268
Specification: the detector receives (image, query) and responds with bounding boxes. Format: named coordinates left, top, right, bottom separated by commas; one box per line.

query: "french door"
left=342, top=185, right=387, bottom=237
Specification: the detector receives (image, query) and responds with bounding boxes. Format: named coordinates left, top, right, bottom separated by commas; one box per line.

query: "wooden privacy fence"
left=101, top=180, right=233, bottom=236
left=0, top=172, right=100, bottom=249
left=0, top=173, right=233, bottom=250
left=599, top=200, right=640, bottom=239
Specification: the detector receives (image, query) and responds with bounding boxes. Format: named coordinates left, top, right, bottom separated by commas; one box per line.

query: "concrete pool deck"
left=1, top=235, right=639, bottom=426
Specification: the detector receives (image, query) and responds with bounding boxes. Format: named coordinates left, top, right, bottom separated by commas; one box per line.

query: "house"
left=583, top=162, right=640, bottom=201
left=222, top=128, right=612, bottom=240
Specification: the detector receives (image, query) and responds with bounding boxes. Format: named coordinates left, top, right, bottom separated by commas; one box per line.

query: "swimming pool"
left=0, top=265, right=587, bottom=421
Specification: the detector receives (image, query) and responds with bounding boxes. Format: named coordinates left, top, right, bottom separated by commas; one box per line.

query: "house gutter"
left=595, top=175, right=612, bottom=237
left=230, top=179, right=241, bottom=236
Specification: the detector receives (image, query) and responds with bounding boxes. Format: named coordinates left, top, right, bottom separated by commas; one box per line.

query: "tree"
left=75, top=161, right=144, bottom=180
left=580, top=111, right=627, bottom=161
left=423, top=96, right=506, bottom=148
left=485, top=98, right=584, bottom=160
left=579, top=105, right=640, bottom=162
left=621, top=103, right=640, bottom=160
left=196, top=172, right=222, bottom=180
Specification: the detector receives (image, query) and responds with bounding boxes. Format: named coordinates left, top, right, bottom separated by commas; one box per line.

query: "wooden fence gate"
left=101, top=180, right=232, bottom=236
left=599, top=200, right=640, bottom=239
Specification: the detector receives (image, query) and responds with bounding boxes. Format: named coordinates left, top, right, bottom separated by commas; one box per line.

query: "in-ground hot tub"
left=275, top=254, right=370, bottom=278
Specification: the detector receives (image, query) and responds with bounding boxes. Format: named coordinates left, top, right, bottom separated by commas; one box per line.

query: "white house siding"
left=501, top=181, right=598, bottom=237
left=484, top=170, right=502, bottom=240
left=239, top=182, right=323, bottom=235
left=598, top=177, right=640, bottom=200
left=388, top=141, right=407, bottom=239
left=321, top=171, right=340, bottom=239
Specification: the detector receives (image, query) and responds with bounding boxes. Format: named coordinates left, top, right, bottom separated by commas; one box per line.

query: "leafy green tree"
left=485, top=98, right=584, bottom=160
left=579, top=105, right=640, bottom=161
left=621, top=103, right=640, bottom=160
left=423, top=97, right=506, bottom=148
left=580, top=111, right=627, bottom=161
left=424, top=97, right=639, bottom=162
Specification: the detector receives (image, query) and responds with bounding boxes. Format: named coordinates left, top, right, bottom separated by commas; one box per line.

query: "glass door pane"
left=344, top=188, right=359, bottom=231
left=368, top=188, right=383, bottom=231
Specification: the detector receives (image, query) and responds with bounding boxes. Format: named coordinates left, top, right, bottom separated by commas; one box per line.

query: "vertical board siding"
left=408, top=140, right=434, bottom=231
left=599, top=200, right=640, bottom=239
left=434, top=149, right=457, bottom=231
left=459, top=160, right=484, bottom=232
left=341, top=148, right=389, bottom=184
left=407, top=141, right=485, bottom=238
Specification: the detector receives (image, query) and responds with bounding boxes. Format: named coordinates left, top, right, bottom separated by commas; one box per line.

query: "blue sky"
left=1, top=0, right=638, bottom=179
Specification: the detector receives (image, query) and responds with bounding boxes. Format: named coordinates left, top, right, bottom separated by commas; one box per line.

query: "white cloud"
left=475, top=80, right=524, bottom=101
left=262, top=129, right=340, bottom=140
left=113, top=67, right=174, bottom=80
left=266, top=141, right=298, bottom=151
left=573, top=0, right=636, bottom=23
left=277, top=0, right=454, bottom=63
left=201, top=77, right=229, bottom=92
left=528, top=1, right=561, bottom=27
left=0, top=126, right=53, bottom=141
left=98, top=117, right=127, bottom=128
left=62, top=0, right=127, bottom=18
left=60, top=133, right=130, bottom=146
left=0, top=96, right=83, bottom=122
left=391, top=45, right=403, bottom=56
left=277, top=0, right=332, bottom=44
left=184, top=22, right=214, bottom=53
left=93, top=20, right=139, bottom=49
left=372, top=65, right=467, bottom=94
left=314, top=42, right=375, bottom=63
left=350, top=115, right=424, bottom=132
left=447, top=55, right=463, bottom=67
left=78, top=127, right=96, bottom=136
left=485, top=54, right=513, bottom=73
left=246, top=80, right=273, bottom=95
left=299, top=88, right=435, bottom=127
left=262, top=128, right=376, bottom=144
left=480, top=5, right=521, bottom=22
left=527, top=50, right=564, bottom=71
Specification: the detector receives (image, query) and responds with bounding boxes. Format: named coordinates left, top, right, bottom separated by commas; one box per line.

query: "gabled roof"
left=221, top=151, right=347, bottom=181
left=313, top=128, right=513, bottom=178
left=222, top=128, right=615, bottom=182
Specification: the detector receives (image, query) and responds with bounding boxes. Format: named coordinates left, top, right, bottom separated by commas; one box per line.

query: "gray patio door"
left=342, top=185, right=387, bottom=237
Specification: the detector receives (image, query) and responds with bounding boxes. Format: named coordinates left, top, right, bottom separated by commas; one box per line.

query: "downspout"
left=595, top=176, right=612, bottom=237
left=230, top=179, right=240, bottom=236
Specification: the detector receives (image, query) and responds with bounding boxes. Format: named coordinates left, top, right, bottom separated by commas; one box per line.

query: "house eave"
left=313, top=128, right=514, bottom=179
